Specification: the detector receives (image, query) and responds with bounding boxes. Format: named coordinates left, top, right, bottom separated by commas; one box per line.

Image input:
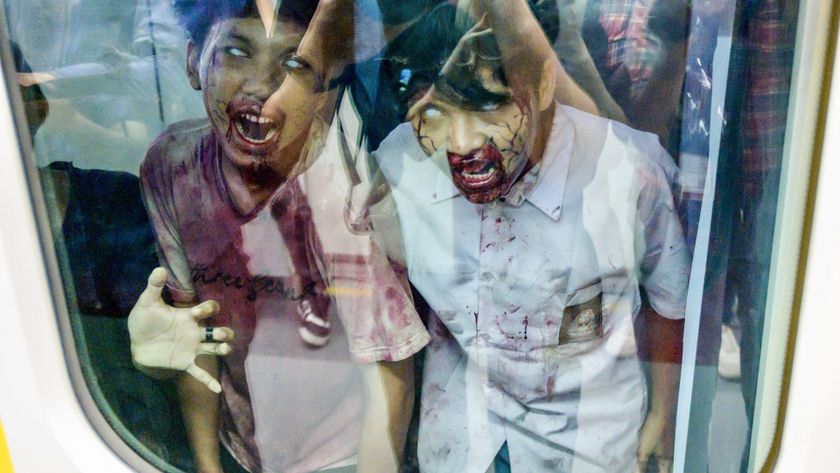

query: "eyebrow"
left=406, top=92, right=433, bottom=118
left=433, top=74, right=511, bottom=112
left=225, top=33, right=254, bottom=47
left=226, top=30, right=299, bottom=57
left=278, top=41, right=301, bottom=54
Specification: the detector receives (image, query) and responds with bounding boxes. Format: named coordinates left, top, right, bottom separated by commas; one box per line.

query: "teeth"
left=465, top=170, right=494, bottom=180
left=234, top=121, right=277, bottom=144
left=243, top=114, right=275, bottom=125
left=460, top=167, right=497, bottom=185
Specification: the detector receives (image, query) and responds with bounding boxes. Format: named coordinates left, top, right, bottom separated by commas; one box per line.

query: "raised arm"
left=550, top=0, right=628, bottom=122
left=466, top=0, right=599, bottom=115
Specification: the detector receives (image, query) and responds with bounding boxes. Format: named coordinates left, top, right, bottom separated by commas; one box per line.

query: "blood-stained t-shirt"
left=139, top=118, right=429, bottom=473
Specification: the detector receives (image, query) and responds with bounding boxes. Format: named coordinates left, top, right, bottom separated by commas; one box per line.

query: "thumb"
left=185, top=363, right=222, bottom=394
left=136, top=267, right=168, bottom=306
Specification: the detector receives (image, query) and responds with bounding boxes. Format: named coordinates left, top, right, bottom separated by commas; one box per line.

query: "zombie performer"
left=373, top=3, right=689, bottom=472
left=127, top=1, right=428, bottom=472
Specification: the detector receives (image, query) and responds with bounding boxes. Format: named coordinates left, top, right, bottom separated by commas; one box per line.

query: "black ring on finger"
left=203, top=327, right=215, bottom=343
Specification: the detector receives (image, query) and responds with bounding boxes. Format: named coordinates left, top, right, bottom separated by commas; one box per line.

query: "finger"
left=198, top=342, right=232, bottom=356
left=212, top=327, right=235, bottom=342
left=136, top=267, right=168, bottom=306
left=198, top=326, right=235, bottom=343
left=190, top=300, right=221, bottom=321
left=185, top=363, right=222, bottom=394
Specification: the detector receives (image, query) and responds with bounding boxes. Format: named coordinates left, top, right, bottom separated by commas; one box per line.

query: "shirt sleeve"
left=299, top=180, right=429, bottom=364
left=328, top=242, right=430, bottom=364
left=139, top=145, right=197, bottom=305
left=637, top=154, right=690, bottom=320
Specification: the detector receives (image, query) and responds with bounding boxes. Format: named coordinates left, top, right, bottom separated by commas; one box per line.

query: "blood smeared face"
left=190, top=17, right=326, bottom=186
left=409, top=93, right=530, bottom=203
left=406, top=27, right=535, bottom=204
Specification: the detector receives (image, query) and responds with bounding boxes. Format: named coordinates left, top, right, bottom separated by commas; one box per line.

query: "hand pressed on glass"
left=128, top=267, right=234, bottom=394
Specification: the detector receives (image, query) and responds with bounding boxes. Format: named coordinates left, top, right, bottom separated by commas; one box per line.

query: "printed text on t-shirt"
left=191, top=265, right=318, bottom=302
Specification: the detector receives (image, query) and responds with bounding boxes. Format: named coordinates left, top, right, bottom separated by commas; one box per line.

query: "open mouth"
left=457, top=160, right=499, bottom=186
left=448, top=144, right=505, bottom=191
left=234, top=112, right=277, bottom=144
left=226, top=101, right=283, bottom=152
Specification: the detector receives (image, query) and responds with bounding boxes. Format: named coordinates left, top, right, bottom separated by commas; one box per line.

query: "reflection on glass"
left=1, top=0, right=802, bottom=472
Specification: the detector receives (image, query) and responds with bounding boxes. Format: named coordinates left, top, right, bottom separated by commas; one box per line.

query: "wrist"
left=647, top=403, right=676, bottom=418
left=194, top=456, right=223, bottom=473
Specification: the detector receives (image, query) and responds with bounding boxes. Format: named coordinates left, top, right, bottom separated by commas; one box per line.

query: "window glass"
left=1, top=0, right=808, bottom=472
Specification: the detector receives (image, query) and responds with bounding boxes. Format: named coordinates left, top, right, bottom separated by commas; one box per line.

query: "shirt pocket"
left=540, top=281, right=606, bottom=349
left=560, top=286, right=604, bottom=345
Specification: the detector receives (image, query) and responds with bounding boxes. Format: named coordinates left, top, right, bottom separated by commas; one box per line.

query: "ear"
left=186, top=40, right=201, bottom=91
left=537, top=60, right=557, bottom=112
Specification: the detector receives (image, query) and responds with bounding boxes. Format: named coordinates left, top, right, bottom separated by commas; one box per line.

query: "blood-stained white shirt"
left=374, top=105, right=690, bottom=473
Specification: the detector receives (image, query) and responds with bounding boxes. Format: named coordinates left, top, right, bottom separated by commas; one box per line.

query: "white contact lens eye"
left=422, top=106, right=443, bottom=120
left=225, top=47, right=248, bottom=58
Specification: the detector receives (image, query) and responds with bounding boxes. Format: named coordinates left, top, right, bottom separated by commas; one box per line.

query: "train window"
left=0, top=0, right=828, bottom=472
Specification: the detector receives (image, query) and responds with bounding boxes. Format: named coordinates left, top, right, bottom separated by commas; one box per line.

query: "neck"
left=220, top=127, right=309, bottom=214
left=529, top=101, right=556, bottom=171
left=220, top=157, right=281, bottom=214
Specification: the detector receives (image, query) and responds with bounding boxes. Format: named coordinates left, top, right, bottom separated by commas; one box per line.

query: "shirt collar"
left=503, top=159, right=541, bottom=205
left=521, top=105, right=575, bottom=220
left=430, top=104, right=576, bottom=217
left=430, top=149, right=460, bottom=204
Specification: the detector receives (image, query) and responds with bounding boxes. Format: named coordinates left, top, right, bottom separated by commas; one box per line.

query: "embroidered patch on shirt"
left=559, top=292, right=603, bottom=344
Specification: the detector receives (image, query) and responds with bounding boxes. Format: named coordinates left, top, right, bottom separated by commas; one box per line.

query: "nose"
left=242, top=67, right=285, bottom=101
left=448, top=113, right=486, bottom=156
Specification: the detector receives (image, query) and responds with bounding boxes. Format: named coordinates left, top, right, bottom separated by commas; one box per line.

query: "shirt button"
left=480, top=272, right=492, bottom=281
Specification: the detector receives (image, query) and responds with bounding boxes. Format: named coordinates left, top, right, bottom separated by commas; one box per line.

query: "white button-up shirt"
left=374, top=105, right=690, bottom=473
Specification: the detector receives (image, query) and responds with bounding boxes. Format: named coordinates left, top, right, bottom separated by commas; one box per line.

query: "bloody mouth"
left=226, top=101, right=283, bottom=154
left=447, top=144, right=507, bottom=195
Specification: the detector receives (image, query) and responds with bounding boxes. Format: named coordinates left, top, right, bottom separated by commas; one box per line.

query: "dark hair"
left=172, top=0, right=318, bottom=46
left=350, top=2, right=461, bottom=150
left=354, top=1, right=556, bottom=149
left=394, top=0, right=555, bottom=111
left=386, top=3, right=463, bottom=107
left=531, top=0, right=560, bottom=45
left=433, top=25, right=512, bottom=112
